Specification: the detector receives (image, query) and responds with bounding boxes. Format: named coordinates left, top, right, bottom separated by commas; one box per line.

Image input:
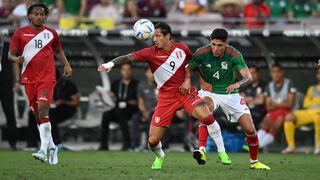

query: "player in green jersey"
left=190, top=28, right=270, bottom=170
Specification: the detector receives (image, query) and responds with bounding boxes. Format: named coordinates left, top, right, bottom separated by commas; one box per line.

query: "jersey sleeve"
left=182, top=43, right=193, bottom=63
left=131, top=48, right=151, bottom=62
left=51, top=29, right=62, bottom=51
left=190, top=52, right=200, bottom=70
left=234, top=53, right=248, bottom=71
left=9, top=30, right=21, bottom=53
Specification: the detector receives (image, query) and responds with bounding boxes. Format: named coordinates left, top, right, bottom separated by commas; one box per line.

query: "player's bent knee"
left=148, top=136, right=160, bottom=147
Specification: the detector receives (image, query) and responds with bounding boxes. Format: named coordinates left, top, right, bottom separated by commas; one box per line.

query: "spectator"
left=244, top=0, right=271, bottom=28
left=287, top=0, right=317, bottom=18
left=257, top=64, right=297, bottom=149
left=57, top=0, right=87, bottom=22
left=170, top=0, right=207, bottom=16
left=123, top=0, right=138, bottom=20
left=0, top=37, right=18, bottom=150
left=0, top=0, right=16, bottom=18
left=130, top=67, right=157, bottom=151
left=9, top=0, right=34, bottom=28
left=214, top=0, right=243, bottom=27
left=282, top=68, right=320, bottom=155
left=89, top=0, right=121, bottom=22
left=240, top=65, right=266, bottom=129
left=137, top=0, right=167, bottom=18
left=50, top=70, right=80, bottom=145
left=265, top=0, right=290, bottom=18
left=99, top=63, right=139, bottom=151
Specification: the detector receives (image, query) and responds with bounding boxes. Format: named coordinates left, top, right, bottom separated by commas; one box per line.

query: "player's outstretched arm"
left=226, top=68, right=252, bottom=94
left=55, top=49, right=72, bottom=77
left=97, top=54, right=134, bottom=72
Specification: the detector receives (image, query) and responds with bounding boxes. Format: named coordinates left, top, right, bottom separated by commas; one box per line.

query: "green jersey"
left=190, top=45, right=248, bottom=94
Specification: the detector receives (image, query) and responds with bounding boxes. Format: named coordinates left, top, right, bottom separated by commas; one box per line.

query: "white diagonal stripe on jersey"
left=153, top=47, right=186, bottom=89
left=21, top=29, right=54, bottom=74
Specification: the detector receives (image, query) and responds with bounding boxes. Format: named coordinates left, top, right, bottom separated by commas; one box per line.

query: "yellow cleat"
left=193, top=149, right=206, bottom=165
left=250, top=162, right=271, bottom=170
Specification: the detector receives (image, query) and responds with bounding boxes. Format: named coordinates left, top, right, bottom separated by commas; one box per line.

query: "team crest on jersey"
left=175, top=51, right=183, bottom=60
left=221, top=61, right=228, bottom=69
left=44, top=33, right=50, bottom=39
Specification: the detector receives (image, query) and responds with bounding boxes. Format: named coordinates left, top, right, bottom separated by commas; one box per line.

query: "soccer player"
left=282, top=68, right=320, bottom=155
left=98, top=22, right=226, bottom=170
left=8, top=3, right=72, bottom=164
left=190, top=28, right=270, bottom=170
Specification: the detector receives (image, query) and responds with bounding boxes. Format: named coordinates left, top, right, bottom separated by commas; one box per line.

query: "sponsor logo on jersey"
left=221, top=61, right=228, bottom=69
left=156, top=55, right=168, bottom=59
left=155, top=117, right=161, bottom=123
left=23, top=34, right=35, bottom=37
left=206, top=64, right=211, bottom=68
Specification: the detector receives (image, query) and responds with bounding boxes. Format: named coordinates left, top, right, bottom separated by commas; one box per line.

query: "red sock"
left=246, top=134, right=259, bottom=162
left=198, top=124, right=208, bottom=147
left=37, top=117, right=50, bottom=124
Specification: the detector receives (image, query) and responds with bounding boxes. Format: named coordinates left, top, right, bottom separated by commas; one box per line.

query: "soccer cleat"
left=218, top=152, right=231, bottom=165
left=151, top=157, right=164, bottom=170
left=32, top=150, right=47, bottom=162
left=282, top=147, right=296, bottom=154
left=49, top=146, right=59, bottom=165
left=250, top=162, right=271, bottom=170
left=193, top=149, right=206, bottom=165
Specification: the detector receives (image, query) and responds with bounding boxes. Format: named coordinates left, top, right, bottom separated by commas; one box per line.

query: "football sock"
left=315, top=118, right=320, bottom=148
left=148, top=141, right=165, bottom=158
left=284, top=121, right=296, bottom=148
left=198, top=124, right=208, bottom=152
left=207, top=121, right=225, bottom=153
left=38, top=118, right=51, bottom=154
left=246, top=134, right=259, bottom=163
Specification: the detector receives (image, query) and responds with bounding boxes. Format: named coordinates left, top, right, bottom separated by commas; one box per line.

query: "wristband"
left=102, top=62, right=115, bottom=69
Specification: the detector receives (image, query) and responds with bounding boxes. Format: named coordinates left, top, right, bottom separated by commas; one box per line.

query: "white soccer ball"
left=133, top=19, right=155, bottom=41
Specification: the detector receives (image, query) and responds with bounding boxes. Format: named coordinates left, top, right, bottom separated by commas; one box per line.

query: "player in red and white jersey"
left=8, top=3, right=72, bottom=165
left=98, top=22, right=226, bottom=170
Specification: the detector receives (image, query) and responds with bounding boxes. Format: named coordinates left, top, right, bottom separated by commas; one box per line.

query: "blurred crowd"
left=1, top=0, right=320, bottom=29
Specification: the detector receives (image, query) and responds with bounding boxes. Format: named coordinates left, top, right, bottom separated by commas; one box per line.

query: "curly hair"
left=27, top=3, right=49, bottom=16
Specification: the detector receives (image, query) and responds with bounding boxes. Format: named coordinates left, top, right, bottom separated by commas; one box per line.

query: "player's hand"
left=179, top=79, right=191, bottom=96
left=14, top=81, right=21, bottom=92
left=98, top=62, right=114, bottom=72
left=226, top=82, right=240, bottom=94
left=63, top=64, right=72, bottom=77
left=13, top=56, right=24, bottom=64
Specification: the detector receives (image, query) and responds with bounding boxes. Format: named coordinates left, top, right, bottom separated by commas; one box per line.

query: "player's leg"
left=148, top=125, right=167, bottom=170
left=314, top=115, right=320, bottom=154
left=283, top=112, right=299, bottom=153
left=238, top=114, right=270, bottom=170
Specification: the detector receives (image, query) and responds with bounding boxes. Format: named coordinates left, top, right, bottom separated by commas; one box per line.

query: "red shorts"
left=24, top=81, right=55, bottom=114
left=266, top=109, right=291, bottom=121
left=151, top=87, right=202, bottom=127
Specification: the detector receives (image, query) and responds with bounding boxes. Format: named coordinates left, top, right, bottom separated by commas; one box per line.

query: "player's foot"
left=218, top=152, right=231, bottom=165
left=49, top=146, right=59, bottom=165
left=193, top=149, right=206, bottom=165
left=32, top=150, right=47, bottom=162
left=282, top=147, right=296, bottom=154
left=314, top=147, right=320, bottom=155
left=250, top=161, right=271, bottom=170
left=151, top=157, right=164, bottom=170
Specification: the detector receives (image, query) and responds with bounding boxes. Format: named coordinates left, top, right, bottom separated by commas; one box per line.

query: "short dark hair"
left=210, top=28, right=228, bottom=41
left=27, top=3, right=49, bottom=16
left=154, top=22, right=172, bottom=37
left=248, top=65, right=260, bottom=72
left=271, top=63, right=283, bottom=70
left=120, top=62, right=132, bottom=69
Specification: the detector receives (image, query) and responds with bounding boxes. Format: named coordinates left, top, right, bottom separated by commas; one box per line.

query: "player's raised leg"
left=148, top=125, right=166, bottom=170
left=238, top=114, right=270, bottom=170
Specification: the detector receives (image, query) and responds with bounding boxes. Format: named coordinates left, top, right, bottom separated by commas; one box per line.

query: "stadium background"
left=0, top=0, right=320, bottom=179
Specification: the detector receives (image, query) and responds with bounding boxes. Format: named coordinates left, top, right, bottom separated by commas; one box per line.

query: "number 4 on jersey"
left=213, top=71, right=219, bottom=79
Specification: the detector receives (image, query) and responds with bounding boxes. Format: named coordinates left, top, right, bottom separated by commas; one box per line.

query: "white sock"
left=199, top=146, right=206, bottom=153
left=47, top=123, right=56, bottom=149
left=148, top=141, right=165, bottom=158
left=257, top=129, right=267, bottom=141
left=260, top=133, right=274, bottom=148
left=207, top=121, right=225, bottom=153
left=39, top=122, right=51, bottom=153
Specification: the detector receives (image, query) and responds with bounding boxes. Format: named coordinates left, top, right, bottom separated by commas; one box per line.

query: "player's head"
left=27, top=3, right=49, bottom=27
left=248, top=65, right=260, bottom=83
left=120, top=62, right=133, bottom=80
left=270, top=63, right=284, bottom=83
left=210, top=28, right=228, bottom=58
left=153, top=22, right=172, bottom=50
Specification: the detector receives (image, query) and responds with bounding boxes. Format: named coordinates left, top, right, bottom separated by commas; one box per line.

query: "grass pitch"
left=0, top=150, right=319, bottom=180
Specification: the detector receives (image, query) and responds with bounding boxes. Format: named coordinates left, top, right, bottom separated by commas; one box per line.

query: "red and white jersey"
left=9, top=25, right=62, bottom=84
left=132, top=42, right=192, bottom=92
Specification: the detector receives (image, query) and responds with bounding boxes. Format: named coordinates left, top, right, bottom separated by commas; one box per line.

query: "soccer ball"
left=133, top=19, right=155, bottom=41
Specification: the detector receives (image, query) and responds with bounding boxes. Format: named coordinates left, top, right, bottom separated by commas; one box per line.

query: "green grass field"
left=0, top=151, right=319, bottom=180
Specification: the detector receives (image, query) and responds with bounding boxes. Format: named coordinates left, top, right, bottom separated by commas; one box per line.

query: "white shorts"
left=198, top=89, right=251, bottom=122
